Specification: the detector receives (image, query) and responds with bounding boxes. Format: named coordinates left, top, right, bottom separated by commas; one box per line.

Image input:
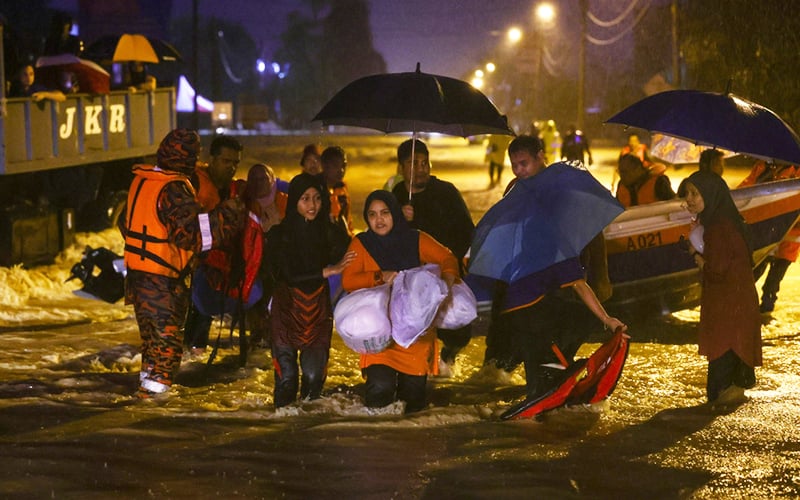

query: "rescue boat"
left=604, top=177, right=800, bottom=314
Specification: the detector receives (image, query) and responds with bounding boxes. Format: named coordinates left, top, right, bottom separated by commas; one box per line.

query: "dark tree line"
left=272, top=0, right=386, bottom=129
left=678, top=1, right=800, bottom=128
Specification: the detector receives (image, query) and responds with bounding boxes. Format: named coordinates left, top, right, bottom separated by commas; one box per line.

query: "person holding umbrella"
left=391, top=139, right=475, bottom=376
left=474, top=135, right=627, bottom=404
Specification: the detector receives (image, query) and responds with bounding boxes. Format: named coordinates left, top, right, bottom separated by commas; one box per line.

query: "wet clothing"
left=687, top=171, right=761, bottom=401
left=184, top=166, right=237, bottom=349
left=343, top=233, right=458, bottom=376
left=342, top=190, right=459, bottom=412
left=392, top=176, right=475, bottom=362
left=616, top=168, right=675, bottom=207
left=125, top=270, right=189, bottom=394
left=488, top=258, right=587, bottom=397
left=124, top=165, right=196, bottom=277
left=707, top=350, right=756, bottom=402
left=363, top=364, right=427, bottom=412
left=121, top=154, right=241, bottom=396
left=697, top=216, right=762, bottom=368
left=265, top=173, right=350, bottom=407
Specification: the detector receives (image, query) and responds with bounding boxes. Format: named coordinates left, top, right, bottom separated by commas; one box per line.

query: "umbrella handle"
left=408, top=129, right=417, bottom=203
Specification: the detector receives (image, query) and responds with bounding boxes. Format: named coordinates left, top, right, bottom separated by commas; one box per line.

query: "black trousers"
left=493, top=294, right=602, bottom=398
left=272, top=344, right=329, bottom=408
left=363, top=364, right=427, bottom=413
left=484, top=293, right=601, bottom=373
left=707, top=349, right=756, bottom=402
left=183, top=303, right=212, bottom=349
left=437, top=325, right=472, bottom=364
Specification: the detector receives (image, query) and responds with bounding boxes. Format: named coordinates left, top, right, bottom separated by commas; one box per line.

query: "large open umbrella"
left=313, top=63, right=514, bottom=198
left=469, top=162, right=624, bottom=283
left=83, top=34, right=182, bottom=64
left=35, top=54, right=110, bottom=93
left=606, top=89, right=800, bottom=165
left=649, top=133, right=735, bottom=165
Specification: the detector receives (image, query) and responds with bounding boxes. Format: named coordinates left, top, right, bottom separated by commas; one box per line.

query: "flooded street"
left=1, top=135, right=799, bottom=498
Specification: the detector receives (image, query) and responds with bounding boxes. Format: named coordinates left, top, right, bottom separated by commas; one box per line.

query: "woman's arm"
left=418, top=231, right=459, bottom=291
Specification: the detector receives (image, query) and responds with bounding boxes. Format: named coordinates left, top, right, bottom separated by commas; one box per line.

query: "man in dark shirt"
left=391, top=139, right=475, bottom=375
left=561, top=124, right=593, bottom=166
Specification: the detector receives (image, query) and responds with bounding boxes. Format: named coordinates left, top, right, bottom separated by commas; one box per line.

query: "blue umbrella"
left=606, top=90, right=800, bottom=165
left=469, top=162, right=624, bottom=283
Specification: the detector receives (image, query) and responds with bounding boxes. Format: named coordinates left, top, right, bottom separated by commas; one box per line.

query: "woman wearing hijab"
left=265, top=173, right=355, bottom=408
left=341, top=190, right=459, bottom=413
left=683, top=170, right=761, bottom=405
left=238, top=164, right=288, bottom=347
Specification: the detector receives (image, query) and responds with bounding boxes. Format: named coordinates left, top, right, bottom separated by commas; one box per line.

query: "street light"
left=532, top=2, right=556, bottom=120
left=534, top=2, right=556, bottom=26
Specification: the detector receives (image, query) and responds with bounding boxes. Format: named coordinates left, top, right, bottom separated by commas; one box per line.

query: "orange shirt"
left=341, top=231, right=459, bottom=376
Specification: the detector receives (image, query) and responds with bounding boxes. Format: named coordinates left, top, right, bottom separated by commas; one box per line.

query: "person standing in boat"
left=616, top=154, right=676, bottom=207
left=677, top=149, right=726, bottom=197
left=683, top=170, right=762, bottom=405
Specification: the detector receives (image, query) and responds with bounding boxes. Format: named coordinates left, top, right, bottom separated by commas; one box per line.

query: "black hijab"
left=686, top=170, right=753, bottom=258
left=273, top=173, right=332, bottom=288
left=357, top=190, right=420, bottom=271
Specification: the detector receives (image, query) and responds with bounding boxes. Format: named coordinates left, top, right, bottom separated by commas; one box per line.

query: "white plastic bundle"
left=390, top=264, right=448, bottom=348
left=333, top=284, right=392, bottom=354
left=689, top=224, right=705, bottom=255
left=434, top=281, right=478, bottom=329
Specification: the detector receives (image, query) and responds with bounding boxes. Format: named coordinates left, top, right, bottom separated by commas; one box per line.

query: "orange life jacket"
left=124, top=165, right=195, bottom=278
left=616, top=173, right=660, bottom=207
left=738, top=162, right=800, bottom=261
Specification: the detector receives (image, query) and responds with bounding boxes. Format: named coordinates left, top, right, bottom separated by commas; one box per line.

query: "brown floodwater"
left=1, top=136, right=798, bottom=498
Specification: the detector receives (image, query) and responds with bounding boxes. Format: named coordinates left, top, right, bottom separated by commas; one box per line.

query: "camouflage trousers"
left=125, top=270, right=190, bottom=396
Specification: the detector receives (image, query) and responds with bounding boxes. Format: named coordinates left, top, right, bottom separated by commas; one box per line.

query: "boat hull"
left=603, top=178, right=800, bottom=314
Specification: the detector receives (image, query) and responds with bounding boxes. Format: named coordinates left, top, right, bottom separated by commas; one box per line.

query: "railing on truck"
left=1, top=88, right=176, bottom=175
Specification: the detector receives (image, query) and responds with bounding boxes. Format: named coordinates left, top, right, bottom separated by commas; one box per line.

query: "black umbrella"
left=83, top=34, right=182, bottom=64
left=313, top=63, right=514, bottom=137
left=605, top=89, right=800, bottom=165
left=313, top=63, right=514, bottom=198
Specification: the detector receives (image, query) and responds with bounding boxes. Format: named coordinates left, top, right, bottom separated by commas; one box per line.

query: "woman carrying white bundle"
left=342, top=190, right=458, bottom=413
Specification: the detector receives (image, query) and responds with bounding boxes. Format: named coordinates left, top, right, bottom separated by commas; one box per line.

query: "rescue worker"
left=320, top=145, right=354, bottom=237
left=738, top=160, right=800, bottom=312
left=184, top=135, right=243, bottom=354
left=121, top=128, right=242, bottom=398
left=616, top=153, right=675, bottom=207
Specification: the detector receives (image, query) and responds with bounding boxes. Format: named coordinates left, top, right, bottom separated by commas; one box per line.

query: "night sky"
left=168, top=0, right=539, bottom=78
left=45, top=0, right=657, bottom=80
